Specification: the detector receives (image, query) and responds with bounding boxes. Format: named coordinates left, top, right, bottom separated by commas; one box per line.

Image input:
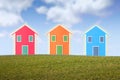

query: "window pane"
left=64, top=36, right=68, bottom=42
left=17, top=36, right=21, bottom=42
left=100, top=37, right=104, bottom=42
left=88, top=37, right=92, bottom=42
left=52, top=36, right=56, bottom=42
left=29, top=36, right=33, bottom=42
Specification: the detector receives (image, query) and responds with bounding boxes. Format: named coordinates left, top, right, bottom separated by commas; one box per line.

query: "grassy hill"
left=0, top=55, right=120, bottom=80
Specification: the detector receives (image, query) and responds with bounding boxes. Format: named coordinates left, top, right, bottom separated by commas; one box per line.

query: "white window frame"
left=17, top=35, right=21, bottom=42
left=29, top=35, right=33, bottom=42
left=99, top=36, right=104, bottom=43
left=87, top=36, right=92, bottom=43
left=63, top=35, right=68, bottom=42
left=51, top=35, right=56, bottom=42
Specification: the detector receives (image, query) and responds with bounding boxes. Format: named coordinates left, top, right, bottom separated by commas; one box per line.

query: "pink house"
left=12, top=24, right=37, bottom=55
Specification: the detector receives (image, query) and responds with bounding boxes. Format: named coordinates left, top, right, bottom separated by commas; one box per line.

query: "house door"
left=56, top=45, right=62, bottom=55
left=22, top=45, right=28, bottom=55
left=93, top=47, right=99, bottom=56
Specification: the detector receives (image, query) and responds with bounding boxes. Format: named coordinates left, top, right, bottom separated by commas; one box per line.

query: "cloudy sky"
left=0, top=0, right=120, bottom=56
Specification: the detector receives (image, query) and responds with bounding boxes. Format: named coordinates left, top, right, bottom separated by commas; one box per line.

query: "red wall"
left=15, top=26, right=35, bottom=55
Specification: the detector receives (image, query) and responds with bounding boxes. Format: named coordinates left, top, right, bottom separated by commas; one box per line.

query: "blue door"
left=93, top=47, right=99, bottom=56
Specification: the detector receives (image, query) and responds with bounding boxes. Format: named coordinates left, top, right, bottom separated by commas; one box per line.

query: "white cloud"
left=0, top=0, right=33, bottom=27
left=0, top=11, right=23, bottom=27
left=37, top=0, right=113, bottom=26
left=36, top=6, right=48, bottom=14
left=46, top=6, right=80, bottom=27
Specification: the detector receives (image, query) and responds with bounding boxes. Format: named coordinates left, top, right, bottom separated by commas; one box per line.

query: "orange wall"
left=50, top=26, right=70, bottom=55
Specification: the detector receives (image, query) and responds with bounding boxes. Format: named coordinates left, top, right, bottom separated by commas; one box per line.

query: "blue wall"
left=86, top=26, right=106, bottom=56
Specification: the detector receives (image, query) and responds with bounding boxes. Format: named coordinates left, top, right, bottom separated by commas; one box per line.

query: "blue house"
left=85, top=26, right=107, bottom=56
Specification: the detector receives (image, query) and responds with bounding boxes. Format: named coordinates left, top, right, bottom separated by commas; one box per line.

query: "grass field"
left=0, top=55, right=120, bottom=80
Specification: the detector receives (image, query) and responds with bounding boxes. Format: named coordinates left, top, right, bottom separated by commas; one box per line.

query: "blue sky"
left=0, top=0, right=120, bottom=56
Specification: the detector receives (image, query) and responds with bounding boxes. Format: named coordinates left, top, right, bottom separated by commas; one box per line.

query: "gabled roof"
left=48, top=24, right=72, bottom=34
left=85, top=25, right=107, bottom=34
left=12, top=24, right=38, bottom=35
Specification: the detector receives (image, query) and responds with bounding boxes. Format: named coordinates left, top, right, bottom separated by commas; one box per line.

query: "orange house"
left=48, top=25, right=71, bottom=55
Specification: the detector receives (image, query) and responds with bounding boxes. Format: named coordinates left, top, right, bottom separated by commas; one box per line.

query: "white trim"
left=92, top=46, right=99, bottom=56
left=106, top=35, right=108, bottom=56
left=22, top=45, right=29, bottom=55
left=11, top=24, right=38, bottom=35
left=11, top=34, right=15, bottom=55
left=29, top=35, right=33, bottom=42
left=17, top=35, right=21, bottom=42
left=69, top=34, right=71, bottom=55
left=63, top=35, right=68, bottom=42
left=56, top=45, right=63, bottom=55
left=85, top=25, right=107, bottom=34
left=47, top=24, right=72, bottom=34
left=84, top=35, right=87, bottom=56
left=35, top=34, right=38, bottom=54
left=51, top=35, right=56, bottom=42
left=87, top=36, right=92, bottom=43
left=48, top=34, right=50, bottom=54
left=99, top=36, right=104, bottom=43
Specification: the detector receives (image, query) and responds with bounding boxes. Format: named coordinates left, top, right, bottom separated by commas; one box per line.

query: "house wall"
left=50, top=26, right=69, bottom=55
left=86, top=30, right=106, bottom=56
left=15, top=27, right=35, bottom=55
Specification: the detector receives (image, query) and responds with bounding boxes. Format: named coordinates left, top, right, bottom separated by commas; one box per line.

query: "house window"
left=51, top=35, right=56, bottom=42
left=17, top=35, right=21, bottom=42
left=88, top=36, right=92, bottom=42
left=29, top=35, right=33, bottom=42
left=63, top=35, right=68, bottom=42
left=100, top=36, right=104, bottom=43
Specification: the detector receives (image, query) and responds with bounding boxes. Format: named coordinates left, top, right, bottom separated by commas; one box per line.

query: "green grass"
left=0, top=55, right=120, bottom=80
